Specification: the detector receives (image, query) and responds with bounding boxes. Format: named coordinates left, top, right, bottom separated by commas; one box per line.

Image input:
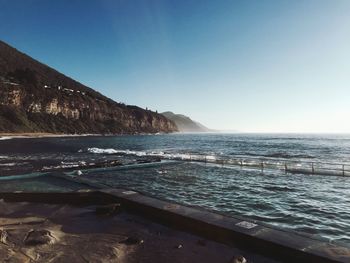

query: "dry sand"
left=0, top=200, right=279, bottom=263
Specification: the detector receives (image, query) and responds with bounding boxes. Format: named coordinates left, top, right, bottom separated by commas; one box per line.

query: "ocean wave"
left=83, top=147, right=217, bottom=161
left=42, top=164, right=80, bottom=170
left=86, top=147, right=121, bottom=155
left=86, top=147, right=148, bottom=156
left=0, top=162, right=17, bottom=167
left=42, top=161, right=88, bottom=171
left=0, top=162, right=28, bottom=167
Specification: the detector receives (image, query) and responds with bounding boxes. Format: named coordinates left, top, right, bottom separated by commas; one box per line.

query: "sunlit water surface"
left=1, top=133, right=350, bottom=244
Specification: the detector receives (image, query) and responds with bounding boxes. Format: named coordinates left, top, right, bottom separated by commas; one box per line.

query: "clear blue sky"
left=1, top=0, right=350, bottom=132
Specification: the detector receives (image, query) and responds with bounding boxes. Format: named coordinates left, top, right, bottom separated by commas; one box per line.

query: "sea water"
left=1, top=133, right=350, bottom=244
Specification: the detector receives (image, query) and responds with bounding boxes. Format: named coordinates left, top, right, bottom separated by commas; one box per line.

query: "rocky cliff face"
left=0, top=40, right=177, bottom=134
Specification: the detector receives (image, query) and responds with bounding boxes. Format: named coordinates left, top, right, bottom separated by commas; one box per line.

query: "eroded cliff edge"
left=0, top=40, right=177, bottom=134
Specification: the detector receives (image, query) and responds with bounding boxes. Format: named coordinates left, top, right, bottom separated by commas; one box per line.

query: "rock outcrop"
left=0, top=40, right=177, bottom=134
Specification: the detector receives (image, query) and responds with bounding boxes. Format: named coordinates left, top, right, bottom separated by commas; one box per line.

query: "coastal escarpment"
left=0, top=40, right=177, bottom=134
left=162, top=111, right=211, bottom=132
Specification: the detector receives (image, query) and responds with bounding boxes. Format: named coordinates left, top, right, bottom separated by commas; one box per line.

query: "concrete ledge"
left=101, top=189, right=350, bottom=263
left=0, top=190, right=349, bottom=263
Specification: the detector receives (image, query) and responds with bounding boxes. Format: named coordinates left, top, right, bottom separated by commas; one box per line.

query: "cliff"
left=0, top=40, right=177, bottom=134
left=161, top=111, right=211, bottom=133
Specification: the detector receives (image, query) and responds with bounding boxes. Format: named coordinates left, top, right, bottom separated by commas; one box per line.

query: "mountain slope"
left=161, top=112, right=211, bottom=132
left=0, top=40, right=177, bottom=134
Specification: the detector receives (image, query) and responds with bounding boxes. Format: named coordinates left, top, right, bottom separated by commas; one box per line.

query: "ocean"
left=1, top=133, right=350, bottom=245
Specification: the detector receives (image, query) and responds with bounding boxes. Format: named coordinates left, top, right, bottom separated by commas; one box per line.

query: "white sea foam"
left=84, top=147, right=218, bottom=162
left=87, top=147, right=124, bottom=155
left=86, top=147, right=152, bottom=156
left=0, top=136, right=12, bottom=140
left=42, top=163, right=80, bottom=170
left=206, top=155, right=217, bottom=161
left=0, top=162, right=28, bottom=167
left=86, top=147, right=168, bottom=157
left=0, top=163, right=17, bottom=166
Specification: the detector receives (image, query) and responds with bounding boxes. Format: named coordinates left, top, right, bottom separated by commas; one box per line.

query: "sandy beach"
left=0, top=133, right=102, bottom=140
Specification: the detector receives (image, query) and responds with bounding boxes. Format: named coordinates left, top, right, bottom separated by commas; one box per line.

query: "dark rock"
left=95, top=203, right=121, bottom=216
left=0, top=230, right=8, bottom=244
left=24, top=229, right=55, bottom=246
left=41, top=159, right=123, bottom=173
left=196, top=239, right=206, bottom=246
left=120, top=236, right=144, bottom=245
left=230, top=255, right=247, bottom=263
left=136, top=157, right=161, bottom=164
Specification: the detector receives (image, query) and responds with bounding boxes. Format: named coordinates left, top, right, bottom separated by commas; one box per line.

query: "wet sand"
left=0, top=200, right=278, bottom=263
left=0, top=133, right=100, bottom=140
